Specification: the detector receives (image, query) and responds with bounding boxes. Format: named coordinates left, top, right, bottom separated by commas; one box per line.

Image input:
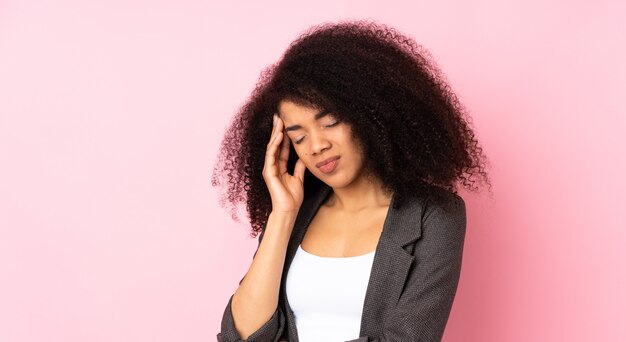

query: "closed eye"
left=294, top=121, right=340, bottom=144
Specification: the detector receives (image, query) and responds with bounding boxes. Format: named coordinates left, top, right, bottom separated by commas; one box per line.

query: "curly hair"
left=211, top=19, right=491, bottom=237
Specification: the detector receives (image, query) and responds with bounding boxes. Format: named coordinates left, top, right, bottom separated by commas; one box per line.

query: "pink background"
left=1, top=1, right=624, bottom=341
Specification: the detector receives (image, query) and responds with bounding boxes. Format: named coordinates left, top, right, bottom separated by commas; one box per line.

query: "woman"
left=213, top=20, right=491, bottom=342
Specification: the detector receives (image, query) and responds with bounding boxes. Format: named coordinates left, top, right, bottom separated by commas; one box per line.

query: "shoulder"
left=419, top=187, right=465, bottom=219
left=418, top=188, right=466, bottom=239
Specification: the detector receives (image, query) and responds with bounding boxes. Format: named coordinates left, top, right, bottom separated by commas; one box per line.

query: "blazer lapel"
left=278, top=184, right=424, bottom=342
left=279, top=184, right=334, bottom=341
left=358, top=189, right=424, bottom=339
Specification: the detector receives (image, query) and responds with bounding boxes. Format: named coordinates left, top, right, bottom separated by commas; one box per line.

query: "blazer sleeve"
left=346, top=194, right=467, bottom=342
left=217, top=222, right=287, bottom=342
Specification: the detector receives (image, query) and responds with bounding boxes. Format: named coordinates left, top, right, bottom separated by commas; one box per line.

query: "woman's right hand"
left=262, top=113, right=306, bottom=214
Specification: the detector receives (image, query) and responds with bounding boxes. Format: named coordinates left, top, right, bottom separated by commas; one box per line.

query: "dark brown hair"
left=212, top=19, right=491, bottom=237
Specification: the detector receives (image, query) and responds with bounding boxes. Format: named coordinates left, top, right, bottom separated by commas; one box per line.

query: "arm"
left=217, top=212, right=297, bottom=342
left=347, top=194, right=467, bottom=342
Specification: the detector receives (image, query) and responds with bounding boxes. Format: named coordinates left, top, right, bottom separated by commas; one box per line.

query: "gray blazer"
left=217, top=183, right=466, bottom=342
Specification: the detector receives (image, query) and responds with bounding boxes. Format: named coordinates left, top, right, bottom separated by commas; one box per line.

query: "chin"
left=318, top=173, right=356, bottom=189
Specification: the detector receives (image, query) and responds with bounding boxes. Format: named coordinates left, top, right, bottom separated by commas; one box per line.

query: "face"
left=278, top=100, right=366, bottom=188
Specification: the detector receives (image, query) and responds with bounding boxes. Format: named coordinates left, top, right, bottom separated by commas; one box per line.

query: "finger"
left=265, top=119, right=283, bottom=171
left=266, top=114, right=278, bottom=158
left=270, top=113, right=277, bottom=138
left=277, top=118, right=291, bottom=174
left=294, top=158, right=306, bottom=184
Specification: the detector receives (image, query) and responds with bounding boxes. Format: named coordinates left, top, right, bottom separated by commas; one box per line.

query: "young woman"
left=213, top=20, right=491, bottom=342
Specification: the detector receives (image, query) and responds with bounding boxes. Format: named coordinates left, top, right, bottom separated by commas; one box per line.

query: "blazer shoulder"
left=421, top=188, right=466, bottom=226
left=424, top=186, right=464, bottom=209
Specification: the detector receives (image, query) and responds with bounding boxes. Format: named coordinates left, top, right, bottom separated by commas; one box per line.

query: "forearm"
left=231, top=211, right=296, bottom=340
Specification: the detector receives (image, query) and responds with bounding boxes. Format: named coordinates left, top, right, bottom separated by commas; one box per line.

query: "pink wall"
left=1, top=1, right=624, bottom=341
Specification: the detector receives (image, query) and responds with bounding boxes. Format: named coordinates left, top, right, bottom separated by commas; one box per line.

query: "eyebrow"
left=283, top=109, right=332, bottom=132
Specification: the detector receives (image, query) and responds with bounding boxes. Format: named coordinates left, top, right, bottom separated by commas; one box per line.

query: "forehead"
left=278, top=100, right=329, bottom=121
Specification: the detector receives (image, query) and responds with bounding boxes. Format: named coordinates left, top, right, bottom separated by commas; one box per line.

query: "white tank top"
left=286, top=244, right=376, bottom=342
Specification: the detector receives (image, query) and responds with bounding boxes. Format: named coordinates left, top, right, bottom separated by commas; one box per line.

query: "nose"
left=310, top=131, right=331, bottom=156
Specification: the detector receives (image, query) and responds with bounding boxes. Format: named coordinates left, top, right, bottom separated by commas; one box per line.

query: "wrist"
left=267, top=211, right=298, bottom=232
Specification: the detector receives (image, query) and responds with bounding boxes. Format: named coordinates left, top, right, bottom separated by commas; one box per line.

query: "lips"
left=315, top=156, right=340, bottom=168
